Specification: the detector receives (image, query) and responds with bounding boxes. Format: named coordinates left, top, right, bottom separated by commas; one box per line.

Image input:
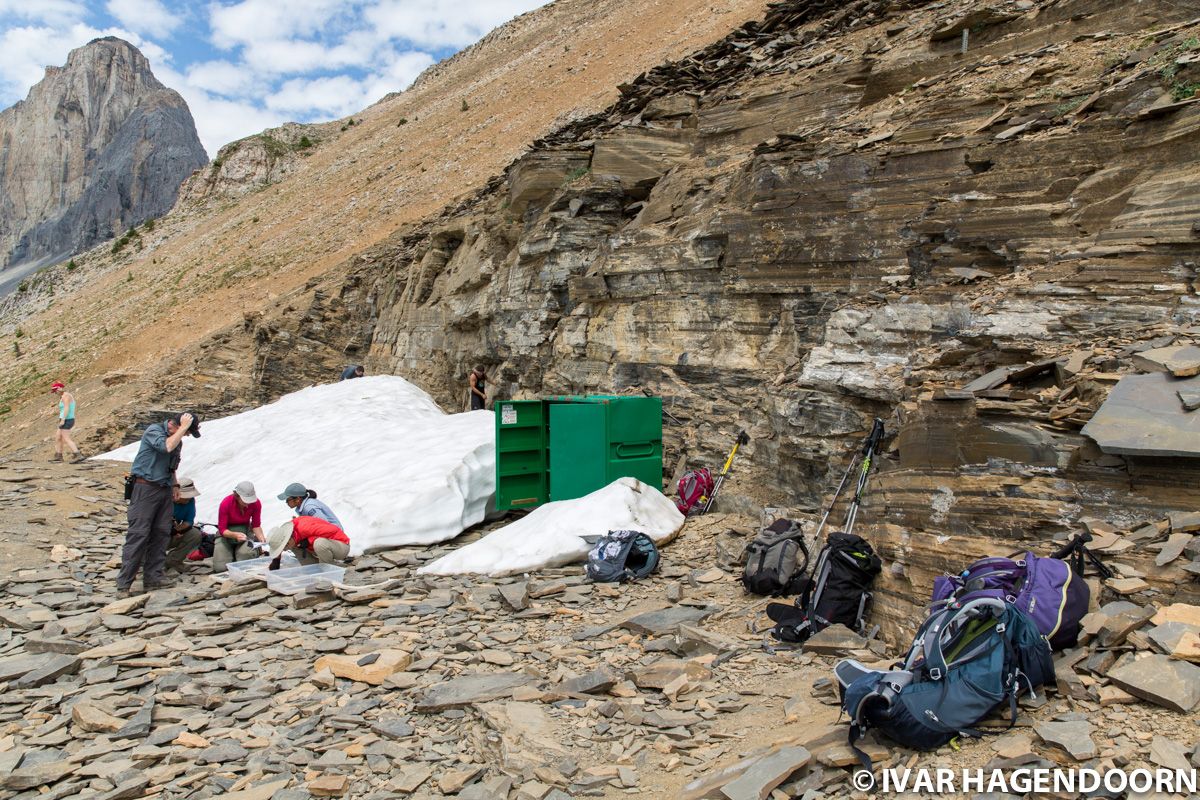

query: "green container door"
left=495, top=395, right=663, bottom=510
left=605, top=396, right=663, bottom=488
left=495, top=400, right=548, bottom=510
left=548, top=403, right=608, bottom=501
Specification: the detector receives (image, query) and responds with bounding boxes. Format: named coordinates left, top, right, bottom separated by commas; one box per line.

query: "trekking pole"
left=842, top=418, right=885, bottom=537
left=701, top=430, right=749, bottom=514
left=811, top=457, right=859, bottom=541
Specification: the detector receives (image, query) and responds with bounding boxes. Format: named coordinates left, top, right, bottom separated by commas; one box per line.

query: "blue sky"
left=0, top=0, right=548, bottom=157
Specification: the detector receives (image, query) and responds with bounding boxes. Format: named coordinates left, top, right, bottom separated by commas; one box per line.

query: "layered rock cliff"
left=0, top=37, right=207, bottom=276
left=325, top=0, right=1197, bottom=640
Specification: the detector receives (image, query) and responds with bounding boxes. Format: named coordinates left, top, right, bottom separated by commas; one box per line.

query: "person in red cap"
left=49, top=381, right=84, bottom=463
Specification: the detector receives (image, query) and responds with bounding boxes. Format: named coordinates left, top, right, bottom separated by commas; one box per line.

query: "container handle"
left=615, top=442, right=655, bottom=458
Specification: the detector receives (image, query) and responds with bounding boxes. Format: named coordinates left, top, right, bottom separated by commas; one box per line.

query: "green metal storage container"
left=495, top=395, right=662, bottom=511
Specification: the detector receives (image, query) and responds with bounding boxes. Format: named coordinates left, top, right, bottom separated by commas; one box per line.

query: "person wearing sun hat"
left=49, top=380, right=84, bottom=463
left=213, top=480, right=266, bottom=572
left=266, top=514, right=350, bottom=570
left=166, top=477, right=204, bottom=573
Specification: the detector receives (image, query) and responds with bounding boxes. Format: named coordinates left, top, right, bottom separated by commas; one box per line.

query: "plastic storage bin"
left=225, top=552, right=299, bottom=582
left=266, top=563, right=346, bottom=595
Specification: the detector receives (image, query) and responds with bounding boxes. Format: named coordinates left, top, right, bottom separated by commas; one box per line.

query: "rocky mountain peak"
left=0, top=36, right=207, bottom=290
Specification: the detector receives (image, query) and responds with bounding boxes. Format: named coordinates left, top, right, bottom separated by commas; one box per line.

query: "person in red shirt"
left=214, top=480, right=266, bottom=572
left=267, top=515, right=350, bottom=569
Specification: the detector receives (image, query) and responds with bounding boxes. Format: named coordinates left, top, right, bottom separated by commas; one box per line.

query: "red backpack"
left=675, top=468, right=714, bottom=515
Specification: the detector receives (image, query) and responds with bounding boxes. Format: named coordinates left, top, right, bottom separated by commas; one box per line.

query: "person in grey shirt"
left=277, top=482, right=343, bottom=529
left=118, top=412, right=200, bottom=596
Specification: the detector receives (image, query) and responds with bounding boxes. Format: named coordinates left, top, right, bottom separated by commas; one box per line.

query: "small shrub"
left=17, top=281, right=27, bottom=293
left=14, top=327, right=23, bottom=337
left=563, top=166, right=590, bottom=184
left=1171, top=81, right=1200, bottom=101
left=126, top=272, right=133, bottom=283
left=460, top=99, right=469, bottom=112
left=66, top=259, right=76, bottom=271
left=397, top=117, right=407, bottom=126
left=145, top=218, right=155, bottom=232
left=297, top=135, right=313, bottom=148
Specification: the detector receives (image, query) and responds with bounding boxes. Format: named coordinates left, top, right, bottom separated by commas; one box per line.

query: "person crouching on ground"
left=214, top=480, right=265, bottom=571
left=118, top=412, right=199, bottom=596
left=266, top=515, right=350, bottom=569
left=49, top=381, right=84, bottom=463
left=167, top=476, right=204, bottom=574
left=277, top=482, right=343, bottom=527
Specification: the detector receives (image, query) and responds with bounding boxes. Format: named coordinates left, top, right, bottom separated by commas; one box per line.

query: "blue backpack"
left=836, top=598, right=1053, bottom=767
left=585, top=530, right=661, bottom=583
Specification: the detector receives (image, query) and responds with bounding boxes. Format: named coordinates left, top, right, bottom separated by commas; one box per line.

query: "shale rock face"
left=0, top=37, right=207, bottom=273
left=335, top=0, right=1200, bottom=639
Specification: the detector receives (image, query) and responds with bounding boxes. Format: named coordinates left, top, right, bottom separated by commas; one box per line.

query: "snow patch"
left=98, top=376, right=495, bottom=555
left=419, top=477, right=684, bottom=577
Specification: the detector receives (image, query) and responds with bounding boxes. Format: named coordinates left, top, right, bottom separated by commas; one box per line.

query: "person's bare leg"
left=50, top=429, right=63, bottom=461
left=62, top=429, right=80, bottom=456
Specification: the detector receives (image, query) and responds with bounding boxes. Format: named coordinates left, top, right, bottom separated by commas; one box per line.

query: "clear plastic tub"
left=226, top=552, right=300, bottom=582
left=266, top=563, right=346, bottom=595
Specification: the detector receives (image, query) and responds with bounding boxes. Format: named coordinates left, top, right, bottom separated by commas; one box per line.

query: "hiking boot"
left=115, top=587, right=134, bottom=599
left=70, top=452, right=86, bottom=463
left=48, top=453, right=63, bottom=462
left=145, top=578, right=176, bottom=590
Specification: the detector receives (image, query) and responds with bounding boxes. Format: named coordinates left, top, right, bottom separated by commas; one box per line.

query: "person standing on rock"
left=340, top=364, right=365, bottom=381
left=49, top=381, right=84, bottom=463
left=267, top=515, right=350, bottom=569
left=214, top=481, right=266, bottom=572
left=468, top=365, right=488, bottom=411
left=118, top=412, right=200, bottom=596
left=166, top=476, right=204, bottom=574
left=277, top=482, right=343, bottom=528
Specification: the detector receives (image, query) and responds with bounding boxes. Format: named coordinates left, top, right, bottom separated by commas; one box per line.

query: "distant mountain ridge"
left=0, top=37, right=207, bottom=281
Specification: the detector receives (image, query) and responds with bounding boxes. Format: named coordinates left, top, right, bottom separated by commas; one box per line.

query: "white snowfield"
left=99, top=376, right=495, bottom=555
left=419, top=477, right=684, bottom=577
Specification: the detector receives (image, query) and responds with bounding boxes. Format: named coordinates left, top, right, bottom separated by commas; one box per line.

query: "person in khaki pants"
left=267, top=515, right=350, bottom=569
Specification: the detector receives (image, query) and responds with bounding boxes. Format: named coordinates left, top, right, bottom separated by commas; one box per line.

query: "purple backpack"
left=931, top=552, right=1089, bottom=650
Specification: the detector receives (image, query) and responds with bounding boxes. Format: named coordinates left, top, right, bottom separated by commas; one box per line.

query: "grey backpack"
left=741, top=518, right=810, bottom=596
left=585, top=530, right=661, bottom=583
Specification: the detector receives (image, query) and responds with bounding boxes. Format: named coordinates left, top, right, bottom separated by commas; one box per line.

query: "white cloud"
left=208, top=0, right=356, bottom=49
left=364, top=0, right=543, bottom=49
left=185, top=58, right=256, bottom=97
left=0, top=0, right=86, bottom=27
left=106, top=0, right=182, bottom=39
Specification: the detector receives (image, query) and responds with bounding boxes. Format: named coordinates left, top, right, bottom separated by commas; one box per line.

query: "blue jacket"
left=130, top=421, right=181, bottom=486
left=298, top=497, right=343, bottom=529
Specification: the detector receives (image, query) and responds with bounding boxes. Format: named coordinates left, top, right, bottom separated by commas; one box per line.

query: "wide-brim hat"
left=267, top=522, right=293, bottom=559
left=176, top=477, right=200, bottom=499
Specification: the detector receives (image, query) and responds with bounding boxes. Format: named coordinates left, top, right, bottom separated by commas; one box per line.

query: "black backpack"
left=742, top=519, right=810, bottom=596
left=766, top=532, right=882, bottom=642
left=585, top=530, right=661, bottom=583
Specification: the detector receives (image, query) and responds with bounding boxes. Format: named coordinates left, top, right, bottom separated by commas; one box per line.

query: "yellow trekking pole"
left=701, top=430, right=749, bottom=514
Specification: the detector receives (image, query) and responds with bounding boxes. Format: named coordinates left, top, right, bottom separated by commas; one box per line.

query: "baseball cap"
left=267, top=521, right=294, bottom=559
left=234, top=481, right=258, bottom=504
left=277, top=482, right=308, bottom=501
left=51, top=381, right=65, bottom=392
left=176, top=477, right=200, bottom=499
left=171, top=411, right=202, bottom=438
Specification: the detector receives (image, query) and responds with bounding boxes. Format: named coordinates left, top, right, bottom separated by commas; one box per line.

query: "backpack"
left=766, top=533, right=882, bottom=642
left=930, top=551, right=1090, bottom=650
left=837, top=598, right=1053, bottom=767
left=675, top=468, right=714, bottom=516
left=742, top=519, right=810, bottom=596
left=585, top=530, right=661, bottom=583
